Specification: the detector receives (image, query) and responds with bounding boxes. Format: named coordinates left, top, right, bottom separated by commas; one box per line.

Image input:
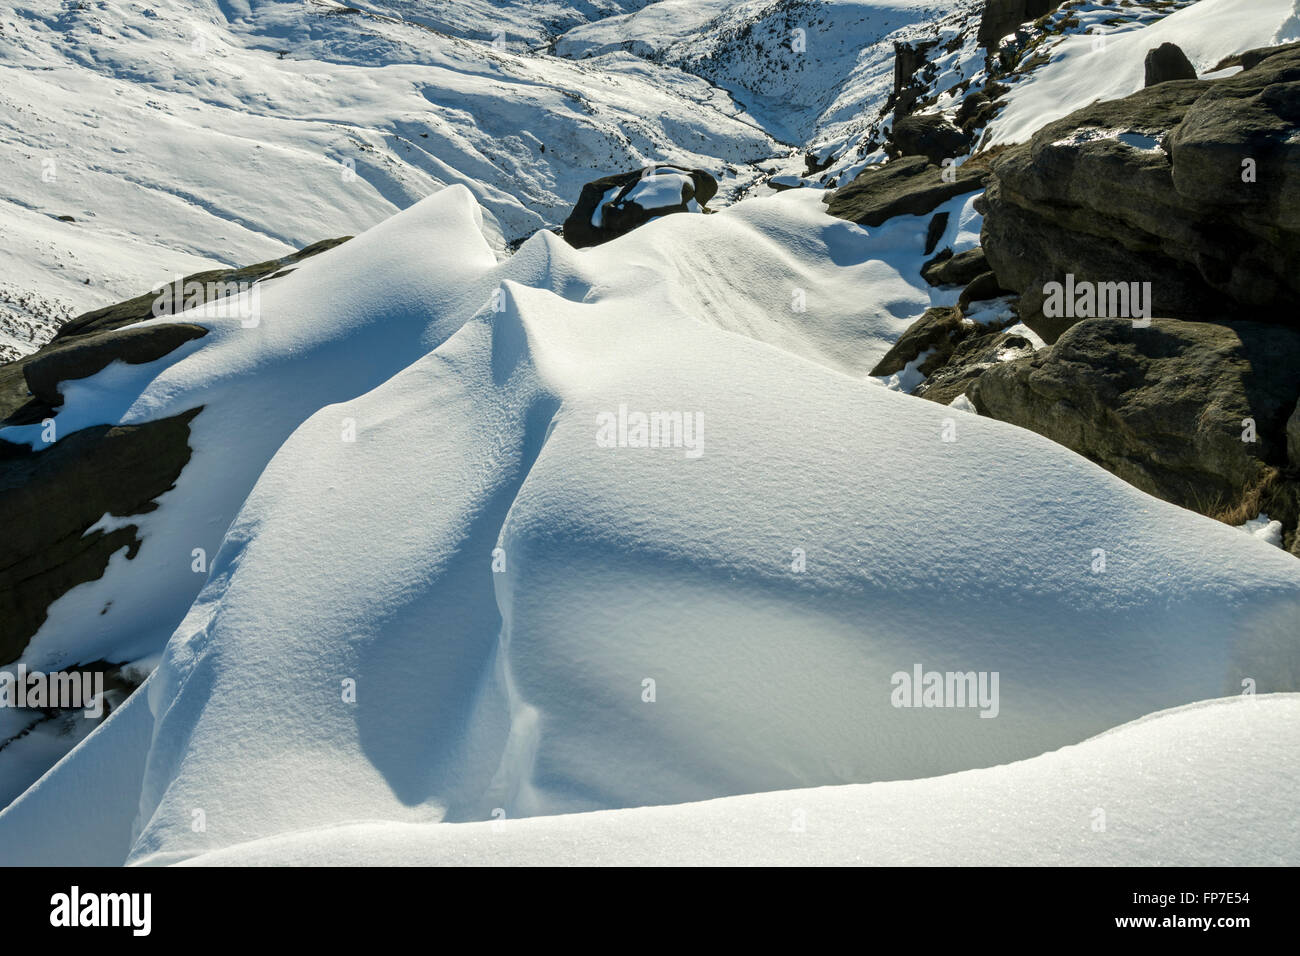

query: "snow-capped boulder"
left=981, top=42, right=1300, bottom=344
left=562, top=166, right=718, bottom=248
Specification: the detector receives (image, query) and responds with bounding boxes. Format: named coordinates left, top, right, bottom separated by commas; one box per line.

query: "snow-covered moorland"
left=1, top=0, right=1298, bottom=867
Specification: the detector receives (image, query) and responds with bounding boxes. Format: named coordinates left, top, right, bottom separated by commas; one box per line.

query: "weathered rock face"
left=887, top=114, right=972, bottom=166
left=0, top=236, right=346, bottom=664
left=915, top=328, right=1036, bottom=405
left=922, top=247, right=990, bottom=287
left=870, top=307, right=966, bottom=377
left=968, top=319, right=1300, bottom=537
left=826, top=154, right=993, bottom=228
left=562, top=166, right=717, bottom=248
left=980, top=42, right=1300, bottom=343
left=891, top=39, right=940, bottom=118
left=978, top=0, right=1063, bottom=47
left=0, top=409, right=201, bottom=664
left=1145, top=42, right=1197, bottom=87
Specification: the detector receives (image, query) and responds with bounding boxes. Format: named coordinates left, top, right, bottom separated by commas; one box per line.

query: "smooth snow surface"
left=171, top=696, right=1300, bottom=866
left=2, top=184, right=1298, bottom=866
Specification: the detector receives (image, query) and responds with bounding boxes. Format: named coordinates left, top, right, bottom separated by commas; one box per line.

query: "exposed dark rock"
left=887, top=113, right=972, bottom=165
left=955, top=91, right=999, bottom=135
left=24, top=323, right=207, bottom=408
left=870, top=307, right=966, bottom=377
left=562, top=166, right=717, bottom=248
left=1288, top=398, right=1300, bottom=467
left=804, top=152, right=835, bottom=176
left=922, top=246, right=990, bottom=287
left=54, top=236, right=349, bottom=342
left=1145, top=42, right=1197, bottom=87
left=0, top=408, right=202, bottom=664
left=958, top=271, right=1011, bottom=311
left=978, top=0, right=1063, bottom=48
left=968, top=319, right=1300, bottom=536
left=980, top=42, right=1300, bottom=343
left=826, top=153, right=995, bottom=228
left=0, top=235, right=351, bottom=665
left=2, top=237, right=348, bottom=429
left=890, top=39, right=940, bottom=118
left=924, top=212, right=950, bottom=255
left=914, top=329, right=1035, bottom=405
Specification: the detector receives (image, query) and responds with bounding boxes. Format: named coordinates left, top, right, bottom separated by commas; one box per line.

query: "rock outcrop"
left=915, top=328, right=1036, bottom=405
left=0, top=409, right=202, bottom=664
left=978, top=0, right=1063, bottom=48
left=826, top=153, right=995, bottom=228
left=980, top=42, right=1300, bottom=343
left=0, top=237, right=346, bottom=664
left=563, top=166, right=717, bottom=248
left=968, top=318, right=1300, bottom=547
left=870, top=307, right=967, bottom=378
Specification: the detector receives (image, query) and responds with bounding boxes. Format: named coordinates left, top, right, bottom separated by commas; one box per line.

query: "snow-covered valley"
left=1, top=0, right=1298, bottom=868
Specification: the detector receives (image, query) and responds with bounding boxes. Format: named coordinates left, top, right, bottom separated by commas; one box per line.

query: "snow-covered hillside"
left=0, top=0, right=784, bottom=327
left=2, top=0, right=1299, bottom=867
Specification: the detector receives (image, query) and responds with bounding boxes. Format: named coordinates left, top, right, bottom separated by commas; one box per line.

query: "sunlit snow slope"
left=1, top=186, right=1297, bottom=865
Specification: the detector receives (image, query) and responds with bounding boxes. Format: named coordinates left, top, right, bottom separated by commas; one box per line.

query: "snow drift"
left=2, top=184, right=1298, bottom=866
left=173, top=695, right=1300, bottom=867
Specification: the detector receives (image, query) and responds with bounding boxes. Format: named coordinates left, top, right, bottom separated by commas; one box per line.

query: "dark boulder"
left=562, top=166, right=717, bottom=248
left=958, top=271, right=1012, bottom=312
left=968, top=318, right=1300, bottom=539
left=0, top=408, right=201, bottom=664
left=924, top=212, right=950, bottom=255
left=979, top=42, right=1300, bottom=343
left=887, top=113, right=972, bottom=165
left=1145, top=42, right=1197, bottom=87
left=24, top=323, right=207, bottom=408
